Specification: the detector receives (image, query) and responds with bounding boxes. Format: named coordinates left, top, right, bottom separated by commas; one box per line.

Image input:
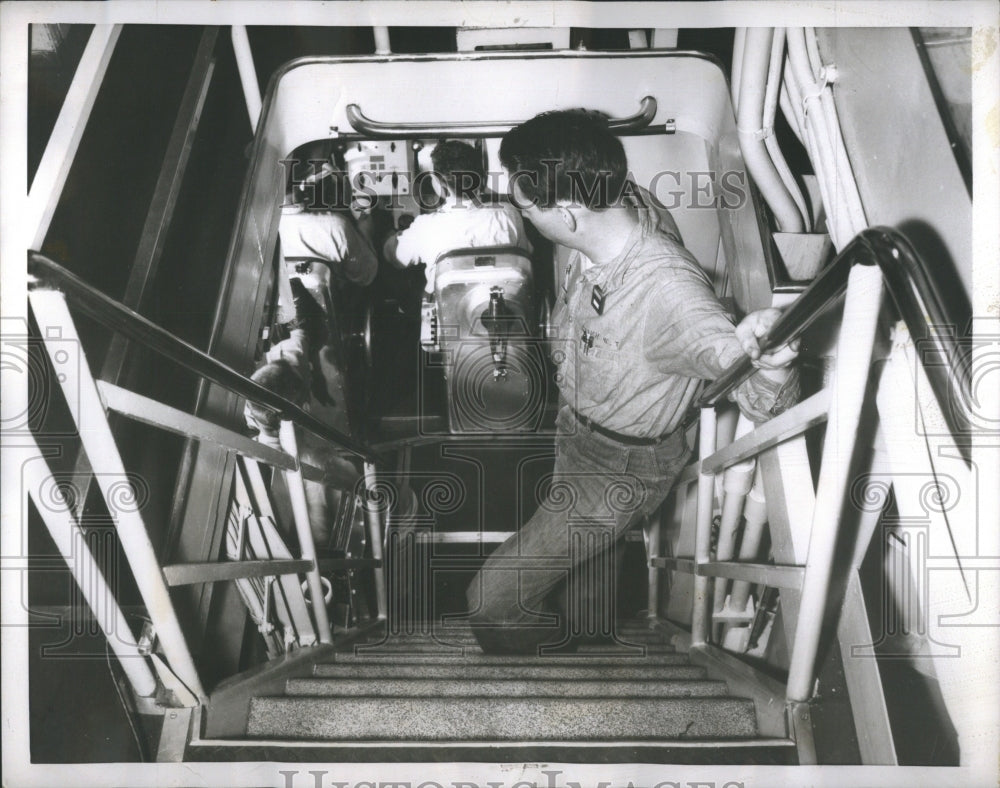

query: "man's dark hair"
left=499, top=109, right=628, bottom=210
left=286, top=157, right=352, bottom=211
left=431, top=140, right=485, bottom=197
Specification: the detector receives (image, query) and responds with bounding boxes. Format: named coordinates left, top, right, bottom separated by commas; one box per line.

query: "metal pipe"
left=646, top=512, right=662, bottom=620
left=373, top=26, right=392, bottom=55
left=691, top=407, right=718, bottom=647
left=363, top=461, right=388, bottom=621
left=762, top=29, right=786, bottom=132
left=730, top=464, right=768, bottom=611
left=30, top=290, right=206, bottom=702
left=762, top=29, right=811, bottom=230
left=24, top=436, right=158, bottom=699
left=231, top=26, right=262, bottom=131
left=731, top=28, right=747, bottom=112
left=787, top=28, right=866, bottom=244
left=737, top=29, right=805, bottom=232
left=712, top=417, right=756, bottom=620
left=28, top=252, right=376, bottom=462
left=346, top=95, right=660, bottom=139
left=278, top=421, right=333, bottom=644
left=780, top=60, right=807, bottom=145
left=787, top=264, right=885, bottom=702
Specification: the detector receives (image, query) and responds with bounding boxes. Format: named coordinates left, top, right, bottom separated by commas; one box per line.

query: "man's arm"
left=644, top=262, right=798, bottom=422
left=382, top=213, right=417, bottom=268
left=730, top=308, right=800, bottom=420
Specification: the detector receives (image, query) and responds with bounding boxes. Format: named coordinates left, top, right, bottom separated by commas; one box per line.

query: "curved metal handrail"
left=345, top=95, right=659, bottom=138
left=28, top=252, right=378, bottom=462
left=699, top=226, right=972, bottom=446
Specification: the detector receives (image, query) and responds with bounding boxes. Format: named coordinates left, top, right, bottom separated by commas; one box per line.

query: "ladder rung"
left=317, top=558, right=382, bottom=570
left=414, top=531, right=513, bottom=543
left=97, top=380, right=326, bottom=479
left=650, top=558, right=804, bottom=589
left=163, top=559, right=312, bottom=586
left=701, top=388, right=830, bottom=475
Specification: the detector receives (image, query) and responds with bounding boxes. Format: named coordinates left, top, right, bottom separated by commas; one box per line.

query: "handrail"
left=346, top=95, right=660, bottom=138
left=28, top=251, right=378, bottom=462
left=698, top=227, right=972, bottom=447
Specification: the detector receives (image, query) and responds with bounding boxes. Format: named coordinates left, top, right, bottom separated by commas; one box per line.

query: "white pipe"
left=731, top=28, right=747, bottom=112
left=278, top=421, right=333, bottom=643
left=729, top=464, right=768, bottom=611
left=780, top=60, right=807, bottom=145
left=762, top=29, right=786, bottom=136
left=804, top=27, right=867, bottom=233
left=364, top=461, right=388, bottom=620
left=712, top=419, right=757, bottom=620
left=786, top=265, right=885, bottom=702
left=787, top=28, right=867, bottom=246
left=804, top=26, right=824, bottom=80
left=737, top=28, right=806, bottom=232
left=764, top=135, right=812, bottom=233
left=803, top=119, right=842, bottom=245
left=373, top=26, right=392, bottom=55
left=231, top=26, right=262, bottom=131
left=25, top=437, right=158, bottom=699
left=691, top=408, right=718, bottom=647
left=820, top=80, right=868, bottom=233
left=31, top=290, right=206, bottom=702
left=646, top=512, right=662, bottom=620
left=763, top=30, right=811, bottom=231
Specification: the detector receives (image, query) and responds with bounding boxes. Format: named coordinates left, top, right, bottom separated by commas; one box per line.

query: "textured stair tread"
left=246, top=696, right=758, bottom=741
left=312, top=662, right=707, bottom=680
left=286, top=677, right=730, bottom=698
left=329, top=650, right=689, bottom=666
left=350, top=640, right=676, bottom=655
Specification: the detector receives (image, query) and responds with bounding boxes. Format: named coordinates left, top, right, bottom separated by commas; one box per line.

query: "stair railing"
left=27, top=251, right=386, bottom=706
left=653, top=226, right=972, bottom=759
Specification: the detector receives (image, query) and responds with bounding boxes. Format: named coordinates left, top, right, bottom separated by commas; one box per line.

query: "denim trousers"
left=466, top=405, right=691, bottom=654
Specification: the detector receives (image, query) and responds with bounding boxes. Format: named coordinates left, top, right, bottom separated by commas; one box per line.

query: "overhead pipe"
left=779, top=60, right=807, bottom=146
left=808, top=28, right=868, bottom=236
left=763, top=29, right=811, bottom=231
left=782, top=40, right=844, bottom=243
left=786, top=28, right=867, bottom=246
left=736, top=28, right=806, bottom=233
left=731, top=27, right=747, bottom=112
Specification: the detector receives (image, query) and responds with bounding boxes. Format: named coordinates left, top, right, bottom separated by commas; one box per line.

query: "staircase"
left=191, top=619, right=797, bottom=762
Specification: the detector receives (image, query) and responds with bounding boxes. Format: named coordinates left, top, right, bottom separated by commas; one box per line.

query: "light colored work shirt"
left=395, top=202, right=533, bottom=292
left=552, top=222, right=797, bottom=439
left=279, top=206, right=378, bottom=286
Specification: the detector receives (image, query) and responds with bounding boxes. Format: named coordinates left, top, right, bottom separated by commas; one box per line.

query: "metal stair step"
left=312, top=661, right=707, bottom=680
left=348, top=639, right=676, bottom=655
left=329, top=650, right=689, bottom=666
left=285, top=676, right=731, bottom=698
left=246, top=696, right=758, bottom=741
